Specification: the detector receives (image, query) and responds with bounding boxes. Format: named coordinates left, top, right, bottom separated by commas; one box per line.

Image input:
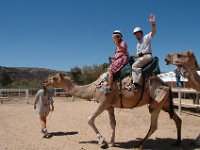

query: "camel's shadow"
left=47, top=131, right=78, bottom=138
left=79, top=138, right=200, bottom=150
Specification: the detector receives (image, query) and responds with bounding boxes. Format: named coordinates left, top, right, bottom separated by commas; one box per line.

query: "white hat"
left=113, top=30, right=123, bottom=37
left=133, top=27, right=143, bottom=34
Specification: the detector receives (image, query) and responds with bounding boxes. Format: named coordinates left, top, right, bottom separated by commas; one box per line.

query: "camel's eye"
left=177, top=54, right=181, bottom=58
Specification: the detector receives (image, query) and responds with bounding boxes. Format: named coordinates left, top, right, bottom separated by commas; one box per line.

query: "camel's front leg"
left=107, top=107, right=116, bottom=147
left=87, top=100, right=110, bottom=145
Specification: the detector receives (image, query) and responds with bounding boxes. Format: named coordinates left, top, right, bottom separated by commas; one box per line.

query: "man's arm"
left=149, top=14, right=156, bottom=37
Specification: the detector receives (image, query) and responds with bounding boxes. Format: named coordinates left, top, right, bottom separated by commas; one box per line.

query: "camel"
left=43, top=72, right=182, bottom=149
left=165, top=50, right=200, bottom=146
left=165, top=50, right=200, bottom=91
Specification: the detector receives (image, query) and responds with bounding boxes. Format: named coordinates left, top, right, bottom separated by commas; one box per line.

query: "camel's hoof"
left=98, top=136, right=105, bottom=145
left=100, top=141, right=109, bottom=149
left=108, top=142, right=115, bottom=147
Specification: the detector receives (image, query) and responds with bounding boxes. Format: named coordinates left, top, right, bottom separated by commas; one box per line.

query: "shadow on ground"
left=79, top=138, right=200, bottom=150
left=47, top=131, right=78, bottom=138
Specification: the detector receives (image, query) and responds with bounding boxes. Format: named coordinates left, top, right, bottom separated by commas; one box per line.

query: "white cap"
left=112, top=30, right=122, bottom=37
left=133, top=27, right=143, bottom=34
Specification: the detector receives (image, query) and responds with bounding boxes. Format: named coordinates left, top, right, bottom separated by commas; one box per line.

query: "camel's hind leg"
left=162, top=88, right=182, bottom=145
left=162, top=104, right=182, bottom=144
left=170, top=112, right=182, bottom=145
left=107, top=106, right=116, bottom=147
left=87, top=100, right=110, bottom=145
left=162, top=107, right=182, bottom=145
left=136, top=106, right=162, bottom=149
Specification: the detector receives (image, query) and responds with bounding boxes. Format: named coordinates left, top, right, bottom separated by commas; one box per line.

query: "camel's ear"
left=58, top=72, right=66, bottom=78
left=187, top=50, right=193, bottom=56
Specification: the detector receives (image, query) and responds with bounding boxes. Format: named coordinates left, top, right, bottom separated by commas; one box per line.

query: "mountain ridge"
left=0, top=66, right=66, bottom=88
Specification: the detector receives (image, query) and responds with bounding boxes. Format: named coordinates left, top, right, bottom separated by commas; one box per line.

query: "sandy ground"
left=0, top=97, right=200, bottom=150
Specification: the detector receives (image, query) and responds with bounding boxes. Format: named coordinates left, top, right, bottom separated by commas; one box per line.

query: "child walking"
left=34, top=86, right=54, bottom=138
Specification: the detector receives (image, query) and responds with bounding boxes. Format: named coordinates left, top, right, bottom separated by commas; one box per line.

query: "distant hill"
left=0, top=66, right=66, bottom=88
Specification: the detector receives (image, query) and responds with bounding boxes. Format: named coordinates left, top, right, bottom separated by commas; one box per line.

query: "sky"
left=0, top=0, right=200, bottom=72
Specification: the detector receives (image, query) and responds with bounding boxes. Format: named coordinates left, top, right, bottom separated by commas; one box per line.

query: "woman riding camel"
left=103, top=30, right=129, bottom=94
left=131, top=14, right=156, bottom=90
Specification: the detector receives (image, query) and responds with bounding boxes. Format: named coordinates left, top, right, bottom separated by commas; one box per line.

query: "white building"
left=158, top=71, right=200, bottom=82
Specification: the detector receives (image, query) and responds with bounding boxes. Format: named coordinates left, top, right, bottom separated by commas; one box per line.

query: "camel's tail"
left=168, top=87, right=175, bottom=118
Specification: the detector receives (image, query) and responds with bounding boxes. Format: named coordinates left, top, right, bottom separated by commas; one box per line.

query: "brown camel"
left=43, top=72, right=181, bottom=149
left=165, top=50, right=200, bottom=91
left=165, top=50, right=200, bottom=146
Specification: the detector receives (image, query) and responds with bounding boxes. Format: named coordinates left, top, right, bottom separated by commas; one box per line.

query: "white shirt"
left=137, top=32, right=152, bottom=54
left=35, top=89, right=53, bottom=113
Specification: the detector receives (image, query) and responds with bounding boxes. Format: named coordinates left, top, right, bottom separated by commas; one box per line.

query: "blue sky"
left=0, top=0, right=200, bottom=72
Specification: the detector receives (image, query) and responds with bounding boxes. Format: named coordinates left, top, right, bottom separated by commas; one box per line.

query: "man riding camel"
left=131, top=14, right=156, bottom=90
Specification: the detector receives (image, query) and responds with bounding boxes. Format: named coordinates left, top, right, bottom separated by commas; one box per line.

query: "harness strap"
left=131, top=75, right=146, bottom=108
left=138, top=53, right=152, bottom=57
left=119, top=79, right=123, bottom=108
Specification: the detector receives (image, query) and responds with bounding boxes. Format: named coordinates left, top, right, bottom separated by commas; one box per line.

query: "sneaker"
left=43, top=132, right=51, bottom=138
left=41, top=128, right=47, bottom=133
left=102, top=87, right=112, bottom=94
left=126, top=83, right=139, bottom=92
left=132, top=83, right=138, bottom=91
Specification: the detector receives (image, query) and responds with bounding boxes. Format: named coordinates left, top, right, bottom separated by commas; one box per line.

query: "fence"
left=0, top=89, right=29, bottom=103
left=0, top=88, right=71, bottom=104
left=172, top=88, right=200, bottom=114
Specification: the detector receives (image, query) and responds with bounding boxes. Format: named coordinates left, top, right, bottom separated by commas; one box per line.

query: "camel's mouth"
left=165, top=57, right=183, bottom=66
left=165, top=58, right=171, bottom=65
left=172, top=60, right=183, bottom=66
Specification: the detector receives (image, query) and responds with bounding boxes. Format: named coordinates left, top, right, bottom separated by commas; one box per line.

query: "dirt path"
left=0, top=97, right=199, bottom=150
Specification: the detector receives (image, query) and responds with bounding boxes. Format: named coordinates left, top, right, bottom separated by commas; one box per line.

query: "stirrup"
left=102, top=87, right=112, bottom=94
left=126, top=83, right=139, bottom=92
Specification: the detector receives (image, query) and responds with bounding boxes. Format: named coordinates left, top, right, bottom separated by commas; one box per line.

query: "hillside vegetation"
left=0, top=63, right=109, bottom=89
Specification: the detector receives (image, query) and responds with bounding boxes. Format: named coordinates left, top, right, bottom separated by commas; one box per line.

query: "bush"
left=0, top=69, right=12, bottom=87
left=70, top=63, right=109, bottom=85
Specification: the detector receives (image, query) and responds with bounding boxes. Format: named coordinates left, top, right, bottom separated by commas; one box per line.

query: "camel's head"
left=165, top=50, right=198, bottom=70
left=42, top=73, right=67, bottom=88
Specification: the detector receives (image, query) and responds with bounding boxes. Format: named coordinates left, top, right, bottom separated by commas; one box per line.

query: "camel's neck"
left=184, top=69, right=200, bottom=92
left=61, top=78, right=96, bottom=100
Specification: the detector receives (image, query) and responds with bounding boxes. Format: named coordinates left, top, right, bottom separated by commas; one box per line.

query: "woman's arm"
left=51, top=103, right=54, bottom=111
left=33, top=92, right=39, bottom=109
left=49, top=95, right=54, bottom=111
left=116, top=41, right=126, bottom=51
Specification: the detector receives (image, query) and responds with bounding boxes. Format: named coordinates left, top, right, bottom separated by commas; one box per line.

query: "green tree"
left=69, top=63, right=109, bottom=85
left=70, top=67, right=83, bottom=84
left=0, top=70, right=12, bottom=87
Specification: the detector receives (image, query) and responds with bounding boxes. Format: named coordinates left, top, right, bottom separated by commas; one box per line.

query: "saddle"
left=113, top=56, right=161, bottom=81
